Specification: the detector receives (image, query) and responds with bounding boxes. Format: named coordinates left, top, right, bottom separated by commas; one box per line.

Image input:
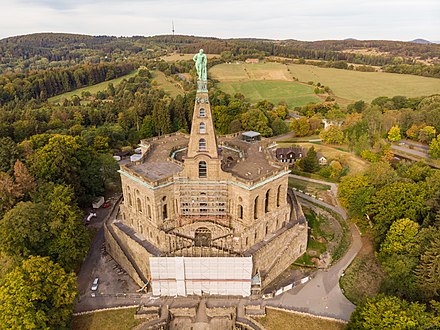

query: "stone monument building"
left=105, top=51, right=308, bottom=296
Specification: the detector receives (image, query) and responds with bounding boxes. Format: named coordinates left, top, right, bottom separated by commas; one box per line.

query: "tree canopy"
left=0, top=256, right=77, bottom=329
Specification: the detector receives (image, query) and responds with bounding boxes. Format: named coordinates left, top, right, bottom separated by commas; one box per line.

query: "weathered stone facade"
left=105, top=81, right=307, bottom=293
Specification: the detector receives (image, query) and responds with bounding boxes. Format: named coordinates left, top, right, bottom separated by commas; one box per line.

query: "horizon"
left=1, top=31, right=439, bottom=44
left=0, top=0, right=439, bottom=41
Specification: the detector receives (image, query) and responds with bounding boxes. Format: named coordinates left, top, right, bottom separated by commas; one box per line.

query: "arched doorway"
left=194, top=227, right=212, bottom=247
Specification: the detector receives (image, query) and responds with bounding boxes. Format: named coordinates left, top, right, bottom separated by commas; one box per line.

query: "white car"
left=91, top=277, right=99, bottom=291
left=86, top=212, right=97, bottom=224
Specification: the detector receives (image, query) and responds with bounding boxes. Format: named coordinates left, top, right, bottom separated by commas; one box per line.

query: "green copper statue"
left=193, top=49, right=207, bottom=81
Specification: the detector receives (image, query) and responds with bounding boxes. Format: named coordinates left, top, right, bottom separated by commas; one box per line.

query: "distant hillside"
left=1, top=33, right=440, bottom=74
left=410, top=39, right=432, bottom=44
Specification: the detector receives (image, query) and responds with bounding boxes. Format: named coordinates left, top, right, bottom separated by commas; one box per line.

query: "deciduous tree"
left=0, top=256, right=77, bottom=329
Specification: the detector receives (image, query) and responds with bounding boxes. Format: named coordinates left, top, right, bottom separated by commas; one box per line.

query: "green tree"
left=366, top=182, right=427, bottom=244
left=270, top=117, right=289, bottom=136
left=429, top=135, right=440, bottom=159
left=418, top=126, right=436, bottom=143
left=0, top=256, right=77, bottom=329
left=290, top=117, right=310, bottom=137
left=388, top=125, right=401, bottom=142
left=348, top=294, right=429, bottom=330
left=364, top=161, right=397, bottom=188
left=338, top=175, right=370, bottom=208
left=300, top=146, right=320, bottom=173
left=240, top=109, right=272, bottom=137
left=415, top=234, right=440, bottom=300
left=0, top=137, right=20, bottom=174
left=29, top=134, right=104, bottom=203
left=379, top=218, right=420, bottom=257
left=0, top=202, right=47, bottom=259
left=93, top=135, right=110, bottom=153
left=319, top=126, right=344, bottom=144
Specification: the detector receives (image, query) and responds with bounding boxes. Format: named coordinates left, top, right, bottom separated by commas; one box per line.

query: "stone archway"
left=194, top=227, right=212, bottom=247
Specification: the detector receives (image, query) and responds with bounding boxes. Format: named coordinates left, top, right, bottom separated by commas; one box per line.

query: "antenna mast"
left=172, top=20, right=175, bottom=36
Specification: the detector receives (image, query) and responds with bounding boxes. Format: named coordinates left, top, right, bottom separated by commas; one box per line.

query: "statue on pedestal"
left=193, top=49, right=207, bottom=81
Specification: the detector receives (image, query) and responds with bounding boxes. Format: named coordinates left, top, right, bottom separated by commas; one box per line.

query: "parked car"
left=86, top=212, right=97, bottom=223
left=91, top=277, right=99, bottom=291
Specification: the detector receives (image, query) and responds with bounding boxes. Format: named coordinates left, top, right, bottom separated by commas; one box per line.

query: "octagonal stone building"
left=105, top=79, right=308, bottom=296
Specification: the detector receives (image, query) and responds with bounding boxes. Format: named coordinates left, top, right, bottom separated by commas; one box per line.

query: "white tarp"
left=150, top=257, right=253, bottom=297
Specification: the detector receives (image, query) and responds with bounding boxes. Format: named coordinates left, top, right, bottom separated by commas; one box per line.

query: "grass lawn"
left=256, top=308, right=347, bottom=330
left=217, top=80, right=320, bottom=108
left=72, top=307, right=143, bottom=330
left=210, top=62, right=440, bottom=104
left=339, top=235, right=386, bottom=305
left=48, top=70, right=139, bottom=103
left=288, top=177, right=331, bottom=193
left=151, top=70, right=184, bottom=97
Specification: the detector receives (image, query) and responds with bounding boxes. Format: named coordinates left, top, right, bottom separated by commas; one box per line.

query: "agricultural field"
left=210, top=62, right=440, bottom=104
left=256, top=308, right=347, bottom=330
left=151, top=70, right=184, bottom=97
left=217, top=80, right=320, bottom=108
left=48, top=70, right=139, bottom=103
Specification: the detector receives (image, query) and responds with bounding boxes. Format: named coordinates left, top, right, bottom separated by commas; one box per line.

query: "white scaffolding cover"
left=150, top=257, right=252, bottom=297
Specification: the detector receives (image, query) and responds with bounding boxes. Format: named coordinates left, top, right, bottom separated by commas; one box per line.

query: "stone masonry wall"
left=252, top=223, right=308, bottom=287
left=104, top=222, right=144, bottom=287
left=105, top=221, right=153, bottom=287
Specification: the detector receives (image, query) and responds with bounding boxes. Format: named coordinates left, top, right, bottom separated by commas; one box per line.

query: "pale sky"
left=1, top=0, right=439, bottom=41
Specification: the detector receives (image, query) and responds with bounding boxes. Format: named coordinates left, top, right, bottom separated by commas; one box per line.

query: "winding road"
left=266, top=175, right=362, bottom=321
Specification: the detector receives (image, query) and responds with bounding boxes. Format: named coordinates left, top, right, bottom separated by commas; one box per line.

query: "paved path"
left=267, top=177, right=361, bottom=321
left=391, top=144, right=429, bottom=158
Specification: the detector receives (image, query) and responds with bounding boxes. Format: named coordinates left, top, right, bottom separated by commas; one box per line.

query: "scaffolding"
left=176, top=181, right=230, bottom=227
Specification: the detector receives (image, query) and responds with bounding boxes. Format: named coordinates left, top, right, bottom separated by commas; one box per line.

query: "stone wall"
left=105, top=221, right=153, bottom=287
left=104, top=222, right=144, bottom=287
left=251, top=223, right=308, bottom=287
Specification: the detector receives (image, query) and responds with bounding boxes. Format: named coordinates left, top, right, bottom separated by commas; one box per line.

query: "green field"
left=48, top=70, right=139, bottom=103
left=210, top=62, right=440, bottom=104
left=217, top=80, right=320, bottom=108
left=48, top=69, right=184, bottom=103
left=151, top=70, right=184, bottom=97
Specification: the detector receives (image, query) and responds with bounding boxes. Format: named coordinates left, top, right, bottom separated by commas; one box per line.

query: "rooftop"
left=242, top=131, right=261, bottom=138
left=123, top=132, right=286, bottom=183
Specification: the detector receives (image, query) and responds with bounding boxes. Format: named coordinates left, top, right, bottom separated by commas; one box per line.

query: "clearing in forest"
left=210, top=62, right=440, bottom=104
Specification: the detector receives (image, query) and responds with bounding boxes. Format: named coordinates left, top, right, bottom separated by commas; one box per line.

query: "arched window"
left=199, top=161, right=207, bottom=178
left=162, top=204, right=168, bottom=220
left=128, top=193, right=132, bottom=207
left=277, top=185, right=282, bottom=207
left=254, top=196, right=259, bottom=220
left=199, top=138, right=206, bottom=151
left=199, top=122, right=206, bottom=134
left=265, top=189, right=270, bottom=213
left=199, top=108, right=206, bottom=117
left=238, top=205, right=243, bottom=219
left=147, top=205, right=152, bottom=218
left=137, top=198, right=142, bottom=213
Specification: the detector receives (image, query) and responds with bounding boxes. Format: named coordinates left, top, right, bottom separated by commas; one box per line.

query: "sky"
left=1, top=0, right=439, bottom=41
